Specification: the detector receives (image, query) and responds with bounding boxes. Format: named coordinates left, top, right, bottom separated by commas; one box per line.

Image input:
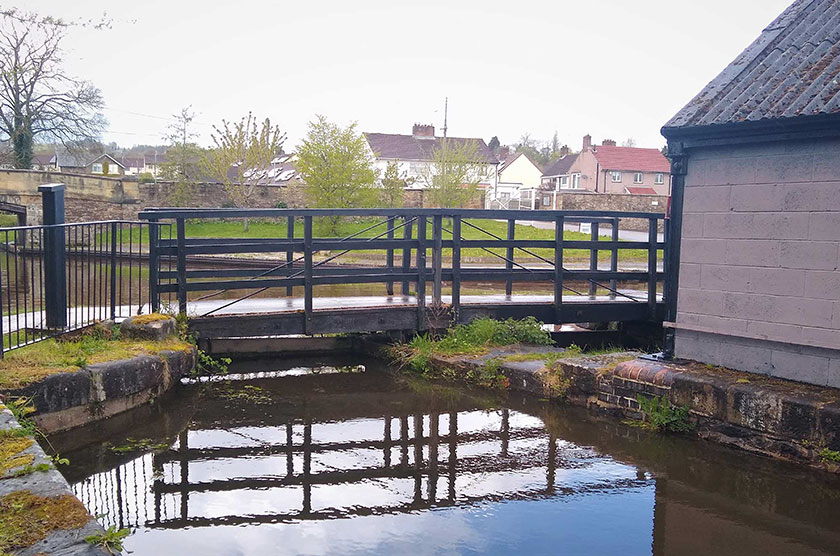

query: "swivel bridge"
left=137, top=208, right=669, bottom=341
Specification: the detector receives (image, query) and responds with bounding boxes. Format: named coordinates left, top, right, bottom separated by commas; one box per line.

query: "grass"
left=0, top=331, right=192, bottom=390
left=85, top=525, right=130, bottom=554
left=391, top=317, right=553, bottom=384
left=111, top=217, right=656, bottom=264
left=633, top=394, right=694, bottom=433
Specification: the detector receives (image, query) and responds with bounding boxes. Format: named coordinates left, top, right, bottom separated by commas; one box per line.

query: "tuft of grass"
left=818, top=448, right=840, bottom=463
left=635, top=394, right=694, bottom=433
left=392, top=317, right=553, bottom=374
left=85, top=525, right=130, bottom=554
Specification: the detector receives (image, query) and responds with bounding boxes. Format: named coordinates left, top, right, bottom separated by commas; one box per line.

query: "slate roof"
left=664, top=0, right=840, bottom=132
left=592, top=146, right=670, bottom=173
left=541, top=154, right=578, bottom=177
left=364, top=133, right=498, bottom=164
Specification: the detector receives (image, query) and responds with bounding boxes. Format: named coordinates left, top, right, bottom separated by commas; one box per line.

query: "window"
left=559, top=175, right=569, bottom=188
left=91, top=163, right=103, bottom=174
left=610, top=171, right=622, bottom=182
left=655, top=173, right=664, bottom=185
left=499, top=192, right=510, bottom=200
left=542, top=195, right=551, bottom=206
left=634, top=172, right=643, bottom=184
left=571, top=173, right=581, bottom=189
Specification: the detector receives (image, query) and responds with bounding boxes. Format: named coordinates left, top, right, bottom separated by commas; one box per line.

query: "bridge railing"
left=138, top=208, right=668, bottom=330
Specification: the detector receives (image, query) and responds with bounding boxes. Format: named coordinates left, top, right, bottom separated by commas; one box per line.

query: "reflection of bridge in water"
left=73, top=405, right=646, bottom=531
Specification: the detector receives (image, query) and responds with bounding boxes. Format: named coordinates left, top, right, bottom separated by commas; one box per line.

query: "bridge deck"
left=189, top=292, right=664, bottom=339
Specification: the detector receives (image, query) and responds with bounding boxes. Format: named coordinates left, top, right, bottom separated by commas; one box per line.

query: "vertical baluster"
left=386, top=216, right=395, bottom=296
left=286, top=215, right=294, bottom=297
left=554, top=215, right=564, bottom=324
left=505, top=219, right=515, bottom=296
left=432, top=215, right=442, bottom=308
left=589, top=221, right=599, bottom=297
left=303, top=215, right=313, bottom=334
left=110, top=222, right=118, bottom=320
left=610, top=217, right=619, bottom=299
left=176, top=218, right=187, bottom=315
left=648, top=218, right=658, bottom=318
left=452, top=215, right=461, bottom=324
left=416, top=216, right=427, bottom=331
left=401, top=216, right=413, bottom=296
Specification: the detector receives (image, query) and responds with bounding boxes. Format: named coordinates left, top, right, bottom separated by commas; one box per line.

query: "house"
left=32, top=154, right=58, bottom=171
left=566, top=135, right=671, bottom=195
left=488, top=150, right=544, bottom=208
left=364, top=124, right=499, bottom=202
left=86, top=154, right=125, bottom=176
left=661, top=0, right=840, bottom=387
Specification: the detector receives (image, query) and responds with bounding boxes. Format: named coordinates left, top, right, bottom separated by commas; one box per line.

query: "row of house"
left=32, top=152, right=168, bottom=177
left=491, top=135, right=671, bottom=209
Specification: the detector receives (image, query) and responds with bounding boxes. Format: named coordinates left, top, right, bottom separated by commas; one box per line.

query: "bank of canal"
left=47, top=355, right=840, bottom=556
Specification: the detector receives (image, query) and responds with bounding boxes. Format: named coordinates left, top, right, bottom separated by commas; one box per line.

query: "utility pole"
left=443, top=97, right=448, bottom=138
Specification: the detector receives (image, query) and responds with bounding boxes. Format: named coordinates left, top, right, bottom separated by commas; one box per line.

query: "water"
left=49, top=356, right=840, bottom=555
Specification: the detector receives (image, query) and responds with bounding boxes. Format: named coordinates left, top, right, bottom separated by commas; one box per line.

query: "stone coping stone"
left=2, top=348, right=196, bottom=433
left=0, top=407, right=114, bottom=555
left=119, top=314, right=176, bottom=341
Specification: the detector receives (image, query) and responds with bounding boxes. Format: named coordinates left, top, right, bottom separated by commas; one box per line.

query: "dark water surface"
left=49, top=356, right=840, bottom=556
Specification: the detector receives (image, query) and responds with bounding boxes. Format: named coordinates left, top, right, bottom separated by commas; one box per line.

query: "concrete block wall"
left=675, top=137, right=840, bottom=387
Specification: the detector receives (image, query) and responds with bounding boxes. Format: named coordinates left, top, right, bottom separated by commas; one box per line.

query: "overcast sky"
left=16, top=0, right=794, bottom=151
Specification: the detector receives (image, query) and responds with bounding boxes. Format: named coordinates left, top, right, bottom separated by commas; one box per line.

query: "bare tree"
left=0, top=10, right=106, bottom=168
left=621, top=137, right=637, bottom=147
left=203, top=112, right=286, bottom=230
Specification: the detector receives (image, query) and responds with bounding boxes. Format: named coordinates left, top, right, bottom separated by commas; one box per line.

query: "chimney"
left=559, top=145, right=570, bottom=157
left=498, top=146, right=510, bottom=162
left=413, top=124, right=435, bottom=139
left=602, top=139, right=616, bottom=147
left=582, top=134, right=592, bottom=151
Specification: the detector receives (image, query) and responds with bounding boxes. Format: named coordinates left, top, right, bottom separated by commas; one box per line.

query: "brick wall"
left=674, top=138, right=840, bottom=387
left=550, top=192, right=667, bottom=231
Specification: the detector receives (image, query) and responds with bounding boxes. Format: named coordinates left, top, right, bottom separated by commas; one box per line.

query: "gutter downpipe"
left=661, top=140, right=687, bottom=359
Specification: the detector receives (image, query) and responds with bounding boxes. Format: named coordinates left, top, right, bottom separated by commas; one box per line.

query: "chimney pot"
left=602, top=139, right=616, bottom=147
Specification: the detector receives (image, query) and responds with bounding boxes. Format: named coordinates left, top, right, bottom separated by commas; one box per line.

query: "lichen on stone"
left=0, top=435, right=34, bottom=476
left=0, top=490, right=91, bottom=553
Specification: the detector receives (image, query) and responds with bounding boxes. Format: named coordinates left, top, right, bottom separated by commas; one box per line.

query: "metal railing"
left=139, top=208, right=668, bottom=331
left=0, top=220, right=170, bottom=355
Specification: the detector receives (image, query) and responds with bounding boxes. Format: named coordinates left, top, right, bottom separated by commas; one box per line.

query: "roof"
left=32, top=154, right=55, bottom=165
left=664, top=0, right=840, bottom=132
left=625, top=186, right=659, bottom=195
left=119, top=156, right=146, bottom=168
left=592, top=146, right=670, bottom=173
left=89, top=154, right=125, bottom=168
left=55, top=152, right=91, bottom=168
left=541, top=154, right=578, bottom=177
left=364, top=133, right=498, bottom=164
left=499, top=151, right=541, bottom=174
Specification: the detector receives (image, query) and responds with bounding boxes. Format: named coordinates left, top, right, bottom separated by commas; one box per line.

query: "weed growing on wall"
left=635, top=395, right=694, bottom=433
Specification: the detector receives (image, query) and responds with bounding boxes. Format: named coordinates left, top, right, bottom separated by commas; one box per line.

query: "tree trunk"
left=12, top=115, right=33, bottom=169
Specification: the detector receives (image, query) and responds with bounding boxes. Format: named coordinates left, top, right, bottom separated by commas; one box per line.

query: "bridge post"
left=176, top=218, right=187, bottom=314
left=505, top=219, right=515, bottom=296
left=588, top=221, right=599, bottom=297
left=286, top=215, right=294, bottom=297
left=432, top=215, right=442, bottom=307
left=386, top=216, right=395, bottom=296
left=647, top=217, right=658, bottom=319
left=416, top=216, right=427, bottom=330
left=610, top=217, right=619, bottom=299
left=38, top=184, right=66, bottom=329
left=148, top=219, right=159, bottom=313
left=554, top=215, right=564, bottom=323
left=401, top=217, right=413, bottom=296
left=304, top=216, right=313, bottom=334
left=452, top=215, right=461, bottom=323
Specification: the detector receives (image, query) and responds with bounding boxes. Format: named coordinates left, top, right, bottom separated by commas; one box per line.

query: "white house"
left=487, top=151, right=544, bottom=209
left=364, top=124, right=499, bottom=198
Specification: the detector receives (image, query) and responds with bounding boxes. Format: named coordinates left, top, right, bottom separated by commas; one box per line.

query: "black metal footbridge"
left=137, top=208, right=669, bottom=340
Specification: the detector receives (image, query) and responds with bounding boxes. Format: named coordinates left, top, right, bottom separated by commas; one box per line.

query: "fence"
left=0, top=218, right=168, bottom=355
left=138, top=208, right=668, bottom=332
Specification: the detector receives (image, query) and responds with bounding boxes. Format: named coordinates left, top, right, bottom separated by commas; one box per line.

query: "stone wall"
left=674, top=137, right=840, bottom=387
left=551, top=191, right=667, bottom=231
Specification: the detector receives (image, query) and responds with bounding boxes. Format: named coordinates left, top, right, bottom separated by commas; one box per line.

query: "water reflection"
left=52, top=359, right=840, bottom=556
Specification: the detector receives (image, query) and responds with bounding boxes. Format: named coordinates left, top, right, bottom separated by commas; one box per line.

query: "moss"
left=0, top=336, right=192, bottom=390
left=0, top=436, right=34, bottom=476
left=214, top=384, right=274, bottom=404
left=0, top=491, right=91, bottom=553
left=130, top=313, right=172, bottom=325
left=106, top=437, right=170, bottom=454
left=537, top=366, right=572, bottom=398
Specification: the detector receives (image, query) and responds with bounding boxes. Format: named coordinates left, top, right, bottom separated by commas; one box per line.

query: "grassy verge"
left=0, top=323, right=192, bottom=390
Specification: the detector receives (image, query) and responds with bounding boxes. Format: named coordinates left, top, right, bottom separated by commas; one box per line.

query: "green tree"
left=203, top=112, right=286, bottom=230
left=421, top=138, right=487, bottom=208
left=0, top=10, right=106, bottom=168
left=380, top=161, right=406, bottom=208
left=297, top=115, right=378, bottom=233
left=160, top=106, right=204, bottom=206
